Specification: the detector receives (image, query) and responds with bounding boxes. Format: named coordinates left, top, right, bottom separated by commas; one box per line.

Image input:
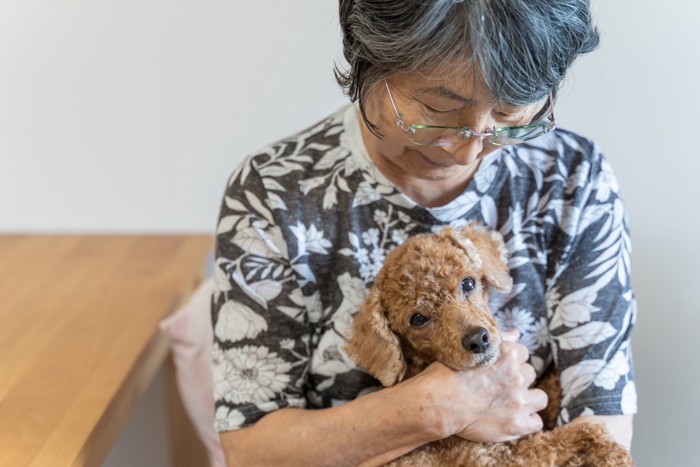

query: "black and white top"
left=211, top=105, right=638, bottom=432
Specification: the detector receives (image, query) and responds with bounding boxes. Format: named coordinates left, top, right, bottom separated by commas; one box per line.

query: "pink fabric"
left=159, top=277, right=225, bottom=467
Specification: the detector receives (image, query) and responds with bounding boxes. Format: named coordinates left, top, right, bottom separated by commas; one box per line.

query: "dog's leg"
left=535, top=365, right=561, bottom=431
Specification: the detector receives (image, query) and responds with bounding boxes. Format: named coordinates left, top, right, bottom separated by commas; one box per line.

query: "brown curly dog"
left=345, top=224, right=633, bottom=466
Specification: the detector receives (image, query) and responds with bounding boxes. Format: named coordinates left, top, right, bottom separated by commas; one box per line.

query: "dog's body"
left=346, top=224, right=633, bottom=466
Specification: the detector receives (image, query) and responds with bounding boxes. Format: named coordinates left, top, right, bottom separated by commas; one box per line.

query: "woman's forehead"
left=392, top=65, right=543, bottom=109
left=392, top=65, right=498, bottom=105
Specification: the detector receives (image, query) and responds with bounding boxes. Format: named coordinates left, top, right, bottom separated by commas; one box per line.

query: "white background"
left=1, top=1, right=698, bottom=465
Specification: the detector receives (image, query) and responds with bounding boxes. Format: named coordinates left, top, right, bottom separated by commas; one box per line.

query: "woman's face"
left=359, top=65, right=545, bottom=206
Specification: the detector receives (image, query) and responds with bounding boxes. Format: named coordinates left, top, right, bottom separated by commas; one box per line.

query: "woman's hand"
left=398, top=329, right=548, bottom=443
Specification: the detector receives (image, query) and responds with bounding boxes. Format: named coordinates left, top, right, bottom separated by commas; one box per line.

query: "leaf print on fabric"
left=215, top=300, right=268, bottom=343
left=217, top=214, right=242, bottom=235
left=225, top=195, right=249, bottom=212
left=262, top=177, right=286, bottom=193
left=480, top=195, right=498, bottom=228
left=229, top=262, right=281, bottom=310
left=554, top=321, right=616, bottom=350
left=287, top=141, right=357, bottom=210
left=265, top=225, right=289, bottom=259
left=548, top=286, right=601, bottom=330
left=213, top=345, right=292, bottom=405
left=352, top=181, right=382, bottom=207
left=314, top=146, right=349, bottom=171
left=266, top=192, right=288, bottom=211
left=568, top=160, right=591, bottom=194
left=593, top=158, right=620, bottom=202
left=257, top=160, right=303, bottom=178
left=511, top=146, right=555, bottom=189
left=233, top=226, right=277, bottom=258
left=576, top=204, right=607, bottom=238
left=276, top=289, right=307, bottom=320
left=593, top=349, right=630, bottom=390
left=585, top=200, right=631, bottom=289
left=474, top=159, right=500, bottom=193
left=560, top=359, right=607, bottom=406
left=291, top=263, right=316, bottom=284
left=245, top=190, right=274, bottom=224
left=246, top=280, right=283, bottom=303
left=290, top=222, right=332, bottom=256
left=299, top=175, right=328, bottom=195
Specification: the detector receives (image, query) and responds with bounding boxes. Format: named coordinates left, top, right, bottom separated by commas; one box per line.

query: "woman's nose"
left=443, top=136, right=485, bottom=165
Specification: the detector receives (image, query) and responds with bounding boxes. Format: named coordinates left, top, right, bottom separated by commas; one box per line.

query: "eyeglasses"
left=384, top=80, right=556, bottom=147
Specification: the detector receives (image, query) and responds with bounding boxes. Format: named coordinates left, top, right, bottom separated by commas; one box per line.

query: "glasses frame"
left=384, top=80, right=556, bottom=147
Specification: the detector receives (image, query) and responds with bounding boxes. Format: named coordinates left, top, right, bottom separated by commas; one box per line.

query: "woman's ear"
left=345, top=288, right=406, bottom=387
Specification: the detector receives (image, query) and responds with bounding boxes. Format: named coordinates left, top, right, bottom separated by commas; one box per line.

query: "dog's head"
left=346, top=224, right=513, bottom=387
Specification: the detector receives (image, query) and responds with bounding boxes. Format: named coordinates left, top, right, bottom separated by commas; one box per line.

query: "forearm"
left=220, top=384, right=443, bottom=467
left=570, top=414, right=633, bottom=451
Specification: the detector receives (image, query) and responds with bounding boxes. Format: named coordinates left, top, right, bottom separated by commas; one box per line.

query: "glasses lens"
left=489, top=124, right=547, bottom=146
left=407, top=126, right=465, bottom=147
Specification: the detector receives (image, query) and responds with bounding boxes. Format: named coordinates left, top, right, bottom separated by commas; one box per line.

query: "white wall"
left=2, top=1, right=698, bottom=466
left=0, top=0, right=345, bottom=232
left=557, top=2, right=700, bottom=464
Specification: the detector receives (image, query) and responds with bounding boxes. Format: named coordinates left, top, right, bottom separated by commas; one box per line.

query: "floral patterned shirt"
left=211, top=105, right=638, bottom=432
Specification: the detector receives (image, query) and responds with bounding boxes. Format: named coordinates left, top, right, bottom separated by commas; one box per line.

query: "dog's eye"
left=410, top=313, right=429, bottom=327
left=461, top=277, right=477, bottom=294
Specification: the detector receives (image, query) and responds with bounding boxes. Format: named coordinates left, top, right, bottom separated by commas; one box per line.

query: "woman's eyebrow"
left=415, top=85, right=478, bottom=105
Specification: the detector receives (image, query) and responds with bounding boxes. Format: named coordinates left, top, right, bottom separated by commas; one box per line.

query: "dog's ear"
left=450, top=224, right=513, bottom=293
left=345, top=288, right=406, bottom=387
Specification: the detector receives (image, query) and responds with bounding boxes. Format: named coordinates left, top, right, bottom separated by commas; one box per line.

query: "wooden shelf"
left=0, top=235, right=213, bottom=467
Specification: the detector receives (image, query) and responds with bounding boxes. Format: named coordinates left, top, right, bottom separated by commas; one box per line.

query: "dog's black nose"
left=462, top=327, right=490, bottom=354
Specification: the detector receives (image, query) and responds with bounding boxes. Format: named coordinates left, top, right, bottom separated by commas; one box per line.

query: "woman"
left=212, top=1, right=636, bottom=465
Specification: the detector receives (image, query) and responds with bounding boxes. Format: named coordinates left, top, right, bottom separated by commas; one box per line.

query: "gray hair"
left=335, top=0, right=599, bottom=135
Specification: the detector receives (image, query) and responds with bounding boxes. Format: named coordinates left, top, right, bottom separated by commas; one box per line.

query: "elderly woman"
left=211, top=0, right=637, bottom=465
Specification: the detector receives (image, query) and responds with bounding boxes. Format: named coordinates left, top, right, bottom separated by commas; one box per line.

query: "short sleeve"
left=211, top=159, right=310, bottom=432
left=546, top=150, right=638, bottom=423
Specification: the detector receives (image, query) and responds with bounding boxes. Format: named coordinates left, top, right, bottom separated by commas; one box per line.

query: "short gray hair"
left=335, top=0, right=599, bottom=135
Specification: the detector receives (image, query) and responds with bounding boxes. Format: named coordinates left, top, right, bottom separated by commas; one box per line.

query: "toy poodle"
left=345, top=224, right=633, bottom=466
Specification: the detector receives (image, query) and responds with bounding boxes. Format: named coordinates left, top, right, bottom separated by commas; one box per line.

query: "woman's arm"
left=220, top=386, right=439, bottom=467
left=569, top=415, right=633, bottom=450
left=219, top=337, right=547, bottom=467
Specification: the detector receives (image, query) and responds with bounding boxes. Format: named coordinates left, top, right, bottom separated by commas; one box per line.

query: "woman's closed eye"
left=420, top=101, right=458, bottom=114
left=494, top=109, right=527, bottom=122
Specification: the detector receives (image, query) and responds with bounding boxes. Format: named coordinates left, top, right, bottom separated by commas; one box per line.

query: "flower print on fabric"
left=213, top=345, right=292, bottom=405
left=212, top=105, right=637, bottom=431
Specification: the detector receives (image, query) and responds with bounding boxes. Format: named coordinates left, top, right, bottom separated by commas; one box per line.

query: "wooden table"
left=0, top=235, right=213, bottom=467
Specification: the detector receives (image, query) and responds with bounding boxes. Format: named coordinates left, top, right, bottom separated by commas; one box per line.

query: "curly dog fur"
left=346, top=224, right=633, bottom=466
